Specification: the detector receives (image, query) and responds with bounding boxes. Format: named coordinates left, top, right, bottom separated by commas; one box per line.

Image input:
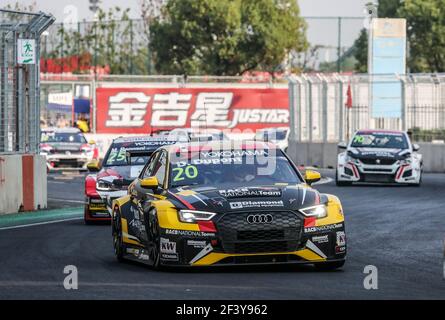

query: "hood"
left=168, top=185, right=324, bottom=214
left=349, top=147, right=409, bottom=160
left=97, top=165, right=144, bottom=185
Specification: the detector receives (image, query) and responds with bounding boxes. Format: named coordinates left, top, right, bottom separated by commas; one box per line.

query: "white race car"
left=336, top=130, right=422, bottom=186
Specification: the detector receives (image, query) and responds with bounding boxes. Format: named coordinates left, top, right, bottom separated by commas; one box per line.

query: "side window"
left=142, top=152, right=159, bottom=179
left=152, top=151, right=167, bottom=187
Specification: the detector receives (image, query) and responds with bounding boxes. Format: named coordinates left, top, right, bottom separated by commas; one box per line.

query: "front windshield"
left=104, top=146, right=151, bottom=167
left=41, top=132, right=87, bottom=144
left=169, top=149, right=302, bottom=188
left=350, top=132, right=408, bottom=149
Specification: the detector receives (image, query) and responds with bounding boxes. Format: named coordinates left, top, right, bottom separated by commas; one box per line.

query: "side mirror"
left=87, top=160, right=100, bottom=172
left=413, top=144, right=420, bottom=152
left=88, top=139, right=96, bottom=145
left=337, top=141, right=347, bottom=149
left=304, top=170, right=321, bottom=185
left=140, top=176, right=159, bottom=190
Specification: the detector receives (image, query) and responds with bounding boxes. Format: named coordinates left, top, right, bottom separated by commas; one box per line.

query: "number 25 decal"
left=173, top=165, right=198, bottom=182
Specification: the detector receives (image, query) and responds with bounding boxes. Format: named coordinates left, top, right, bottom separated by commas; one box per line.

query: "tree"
left=353, top=0, right=445, bottom=73
left=149, top=0, right=307, bottom=75
left=398, top=0, right=445, bottom=72
left=377, top=0, right=402, bottom=17
left=352, top=0, right=404, bottom=73
left=352, top=28, right=368, bottom=73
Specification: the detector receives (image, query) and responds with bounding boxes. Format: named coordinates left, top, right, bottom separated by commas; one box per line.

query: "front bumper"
left=43, top=153, right=92, bottom=169
left=85, top=190, right=128, bottom=221
left=337, top=160, right=420, bottom=184
left=125, top=216, right=347, bottom=267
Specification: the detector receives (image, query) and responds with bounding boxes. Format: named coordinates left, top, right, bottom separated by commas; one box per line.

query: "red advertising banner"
left=95, top=87, right=289, bottom=134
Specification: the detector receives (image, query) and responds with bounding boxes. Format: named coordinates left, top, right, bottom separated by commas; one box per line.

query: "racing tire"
left=335, top=170, right=352, bottom=186
left=84, top=207, right=94, bottom=225
left=314, top=260, right=345, bottom=271
left=112, top=207, right=125, bottom=262
left=147, top=208, right=161, bottom=270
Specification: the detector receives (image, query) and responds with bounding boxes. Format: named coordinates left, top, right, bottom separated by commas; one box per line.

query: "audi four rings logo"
left=246, top=214, right=273, bottom=224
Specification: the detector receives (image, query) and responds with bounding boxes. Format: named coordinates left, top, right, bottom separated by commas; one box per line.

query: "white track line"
left=0, top=217, right=83, bottom=231
left=48, top=198, right=85, bottom=204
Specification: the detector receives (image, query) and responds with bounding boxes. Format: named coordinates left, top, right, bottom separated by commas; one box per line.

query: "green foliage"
left=149, top=0, right=307, bottom=75
left=377, top=0, right=402, bottom=17
left=398, top=0, right=445, bottom=72
left=352, top=28, right=368, bottom=73
left=50, top=6, right=152, bottom=75
left=353, top=0, right=445, bottom=73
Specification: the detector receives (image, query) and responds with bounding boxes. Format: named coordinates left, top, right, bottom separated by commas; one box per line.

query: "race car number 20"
left=173, top=165, right=198, bottom=182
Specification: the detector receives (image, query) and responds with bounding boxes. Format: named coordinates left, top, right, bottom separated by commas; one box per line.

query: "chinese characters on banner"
left=96, top=87, right=289, bottom=134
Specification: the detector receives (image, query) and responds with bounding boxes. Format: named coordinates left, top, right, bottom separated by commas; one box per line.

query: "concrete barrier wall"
left=0, top=154, right=47, bottom=215
left=0, top=155, right=24, bottom=215
left=287, top=140, right=445, bottom=173
left=34, top=155, right=47, bottom=210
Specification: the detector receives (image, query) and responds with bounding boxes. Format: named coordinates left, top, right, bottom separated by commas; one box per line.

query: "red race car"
left=84, top=136, right=178, bottom=224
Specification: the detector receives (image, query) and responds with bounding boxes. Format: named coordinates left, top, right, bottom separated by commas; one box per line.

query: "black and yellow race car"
left=111, top=141, right=346, bottom=270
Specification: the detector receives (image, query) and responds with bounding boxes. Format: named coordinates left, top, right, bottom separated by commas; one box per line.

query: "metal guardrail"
left=0, top=9, right=54, bottom=154
left=289, top=73, right=445, bottom=143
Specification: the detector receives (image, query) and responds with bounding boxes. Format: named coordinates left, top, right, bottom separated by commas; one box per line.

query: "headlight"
left=96, top=180, right=116, bottom=191
left=399, top=158, right=411, bottom=164
left=299, top=205, right=328, bottom=219
left=178, top=210, right=216, bottom=223
left=346, top=151, right=359, bottom=164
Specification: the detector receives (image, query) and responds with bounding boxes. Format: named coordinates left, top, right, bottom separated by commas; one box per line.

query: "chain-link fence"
left=0, top=9, right=54, bottom=154
left=289, top=73, right=445, bottom=143
left=41, top=16, right=365, bottom=75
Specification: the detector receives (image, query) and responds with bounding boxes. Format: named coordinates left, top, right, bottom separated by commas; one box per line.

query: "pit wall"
left=0, top=154, right=47, bottom=215
left=287, top=140, right=445, bottom=173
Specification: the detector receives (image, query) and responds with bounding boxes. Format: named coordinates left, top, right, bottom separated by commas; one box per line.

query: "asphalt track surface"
left=0, top=171, right=444, bottom=299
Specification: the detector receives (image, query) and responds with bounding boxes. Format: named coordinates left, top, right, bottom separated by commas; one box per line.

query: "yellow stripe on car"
left=121, top=217, right=143, bottom=246
left=191, top=249, right=327, bottom=266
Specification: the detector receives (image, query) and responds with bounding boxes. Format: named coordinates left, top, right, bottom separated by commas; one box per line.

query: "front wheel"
left=314, top=260, right=345, bottom=271
left=112, top=207, right=125, bottom=262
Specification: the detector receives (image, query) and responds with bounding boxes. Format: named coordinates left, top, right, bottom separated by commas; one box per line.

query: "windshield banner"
left=95, top=87, right=289, bottom=134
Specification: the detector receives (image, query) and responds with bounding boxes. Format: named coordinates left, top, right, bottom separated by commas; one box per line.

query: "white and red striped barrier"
left=0, top=154, right=47, bottom=215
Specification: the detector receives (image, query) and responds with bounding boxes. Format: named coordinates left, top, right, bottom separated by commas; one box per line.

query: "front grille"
left=56, top=150, right=82, bottom=155
left=215, top=211, right=303, bottom=254
left=238, top=229, right=284, bottom=241
left=363, top=168, right=393, bottom=173
left=233, top=241, right=299, bottom=253
left=363, top=174, right=394, bottom=183
left=359, top=158, right=396, bottom=165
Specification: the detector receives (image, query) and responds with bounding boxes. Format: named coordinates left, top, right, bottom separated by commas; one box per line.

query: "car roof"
left=355, top=129, right=406, bottom=135
left=41, top=127, right=82, bottom=133
left=163, top=140, right=277, bottom=154
left=113, top=135, right=178, bottom=144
